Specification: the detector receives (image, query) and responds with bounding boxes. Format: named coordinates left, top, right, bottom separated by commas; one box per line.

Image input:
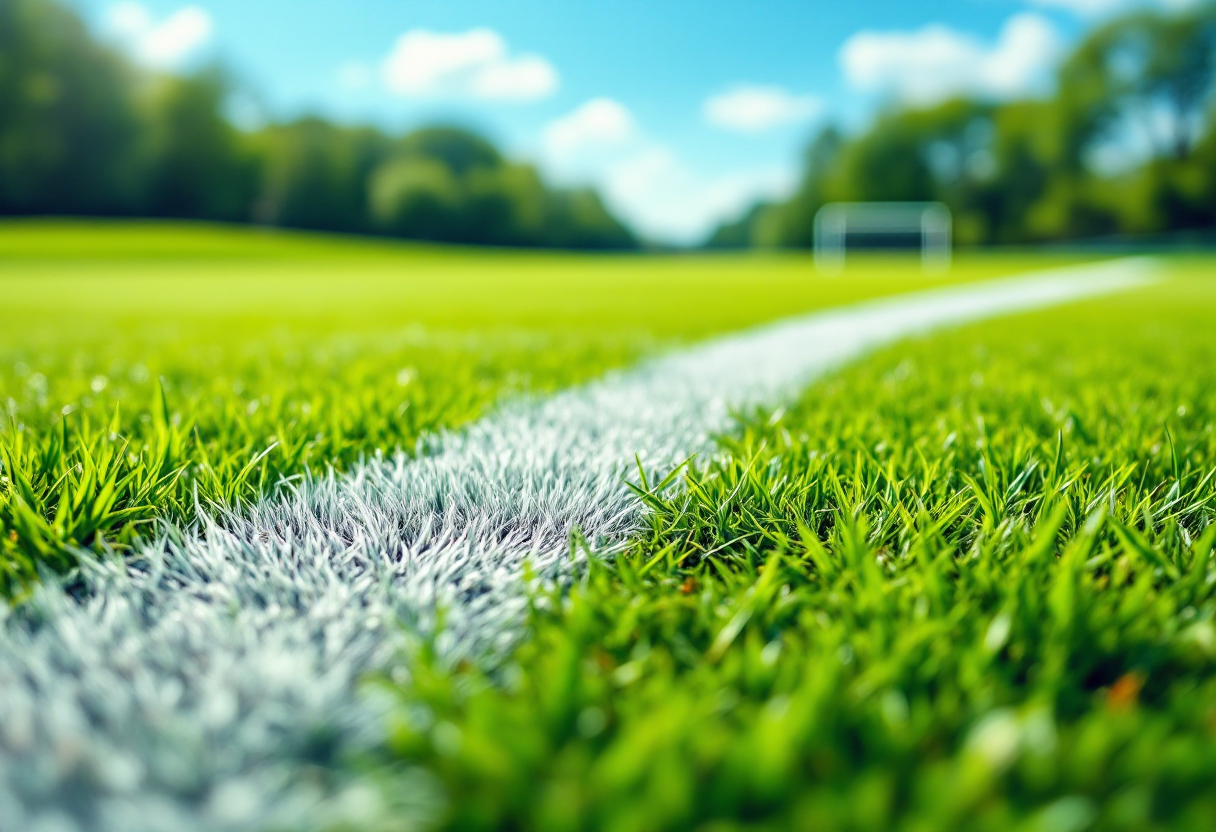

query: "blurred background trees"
left=0, top=0, right=146, bottom=215
left=711, top=5, right=1216, bottom=248
left=2, top=0, right=1214, bottom=248
left=0, top=0, right=636, bottom=248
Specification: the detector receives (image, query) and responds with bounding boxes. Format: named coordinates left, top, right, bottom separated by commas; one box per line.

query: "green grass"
left=367, top=268, right=1216, bottom=832
left=0, top=220, right=1093, bottom=597
left=6, top=222, right=1215, bottom=829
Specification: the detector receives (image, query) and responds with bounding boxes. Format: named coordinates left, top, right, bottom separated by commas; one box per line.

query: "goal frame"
left=813, top=201, right=952, bottom=275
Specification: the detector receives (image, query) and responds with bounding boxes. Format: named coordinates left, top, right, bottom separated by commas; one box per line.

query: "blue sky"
left=69, top=0, right=1192, bottom=243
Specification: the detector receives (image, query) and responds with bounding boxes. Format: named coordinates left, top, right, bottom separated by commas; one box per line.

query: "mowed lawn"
left=0, top=220, right=1097, bottom=595
left=4, top=222, right=1215, bottom=832
left=373, top=271, right=1216, bottom=832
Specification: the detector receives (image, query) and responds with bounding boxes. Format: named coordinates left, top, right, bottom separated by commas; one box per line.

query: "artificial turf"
left=0, top=220, right=1091, bottom=596
left=367, top=265, right=1216, bottom=832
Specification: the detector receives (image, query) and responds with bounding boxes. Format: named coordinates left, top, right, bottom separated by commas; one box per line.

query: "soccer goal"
left=813, top=202, right=952, bottom=275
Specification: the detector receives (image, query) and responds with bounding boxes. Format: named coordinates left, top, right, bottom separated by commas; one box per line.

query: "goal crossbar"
left=814, top=201, right=952, bottom=274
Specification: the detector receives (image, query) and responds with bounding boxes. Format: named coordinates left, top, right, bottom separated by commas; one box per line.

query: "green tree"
left=542, top=187, right=636, bottom=249
left=392, top=126, right=503, bottom=176
left=0, top=0, right=636, bottom=247
left=463, top=163, right=547, bottom=246
left=754, top=127, right=845, bottom=248
left=711, top=4, right=1216, bottom=249
left=0, top=0, right=144, bottom=214
left=368, top=126, right=636, bottom=248
left=1057, top=6, right=1216, bottom=235
left=369, top=154, right=463, bottom=241
left=254, top=119, right=389, bottom=232
left=144, top=70, right=258, bottom=221
left=1062, top=7, right=1216, bottom=162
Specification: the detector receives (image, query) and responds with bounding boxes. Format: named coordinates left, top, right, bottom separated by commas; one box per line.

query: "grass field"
left=2, top=222, right=1214, bottom=832
left=0, top=220, right=1092, bottom=596
left=370, top=273, right=1216, bottom=832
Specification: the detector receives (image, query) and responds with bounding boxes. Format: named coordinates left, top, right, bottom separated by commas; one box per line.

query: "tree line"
left=0, top=0, right=636, bottom=248
left=711, top=6, right=1216, bottom=248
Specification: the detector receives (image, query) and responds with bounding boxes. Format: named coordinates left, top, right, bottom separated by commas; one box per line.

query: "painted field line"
left=0, top=258, right=1157, bottom=832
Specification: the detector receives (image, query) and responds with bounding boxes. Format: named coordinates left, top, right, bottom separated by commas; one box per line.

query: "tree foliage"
left=0, top=0, right=145, bottom=214
left=0, top=0, right=636, bottom=248
left=713, top=5, right=1216, bottom=248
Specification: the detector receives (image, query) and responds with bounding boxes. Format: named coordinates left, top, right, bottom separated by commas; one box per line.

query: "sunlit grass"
left=0, top=219, right=1098, bottom=335
left=0, top=221, right=1099, bottom=596
left=369, top=274, right=1216, bottom=832
left=6, top=222, right=1215, bottom=829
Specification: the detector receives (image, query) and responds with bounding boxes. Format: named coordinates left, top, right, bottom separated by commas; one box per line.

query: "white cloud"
left=537, top=100, right=793, bottom=243
left=840, top=13, right=1063, bottom=106
left=468, top=55, right=558, bottom=100
left=381, top=28, right=558, bottom=101
left=543, top=98, right=637, bottom=159
left=1026, top=0, right=1202, bottom=17
left=601, top=147, right=797, bottom=244
left=105, top=2, right=213, bottom=69
left=383, top=29, right=502, bottom=94
left=703, top=85, right=822, bottom=133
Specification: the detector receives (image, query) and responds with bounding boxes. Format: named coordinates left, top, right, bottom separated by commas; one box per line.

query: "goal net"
left=813, top=202, right=952, bottom=275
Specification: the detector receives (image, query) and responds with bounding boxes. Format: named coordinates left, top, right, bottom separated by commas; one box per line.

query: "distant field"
left=0, top=219, right=1102, bottom=335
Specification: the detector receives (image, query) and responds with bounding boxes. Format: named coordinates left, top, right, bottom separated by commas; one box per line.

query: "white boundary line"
left=0, top=259, right=1158, bottom=832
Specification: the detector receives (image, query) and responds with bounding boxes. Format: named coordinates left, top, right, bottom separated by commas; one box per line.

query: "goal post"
left=813, top=201, right=952, bottom=275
